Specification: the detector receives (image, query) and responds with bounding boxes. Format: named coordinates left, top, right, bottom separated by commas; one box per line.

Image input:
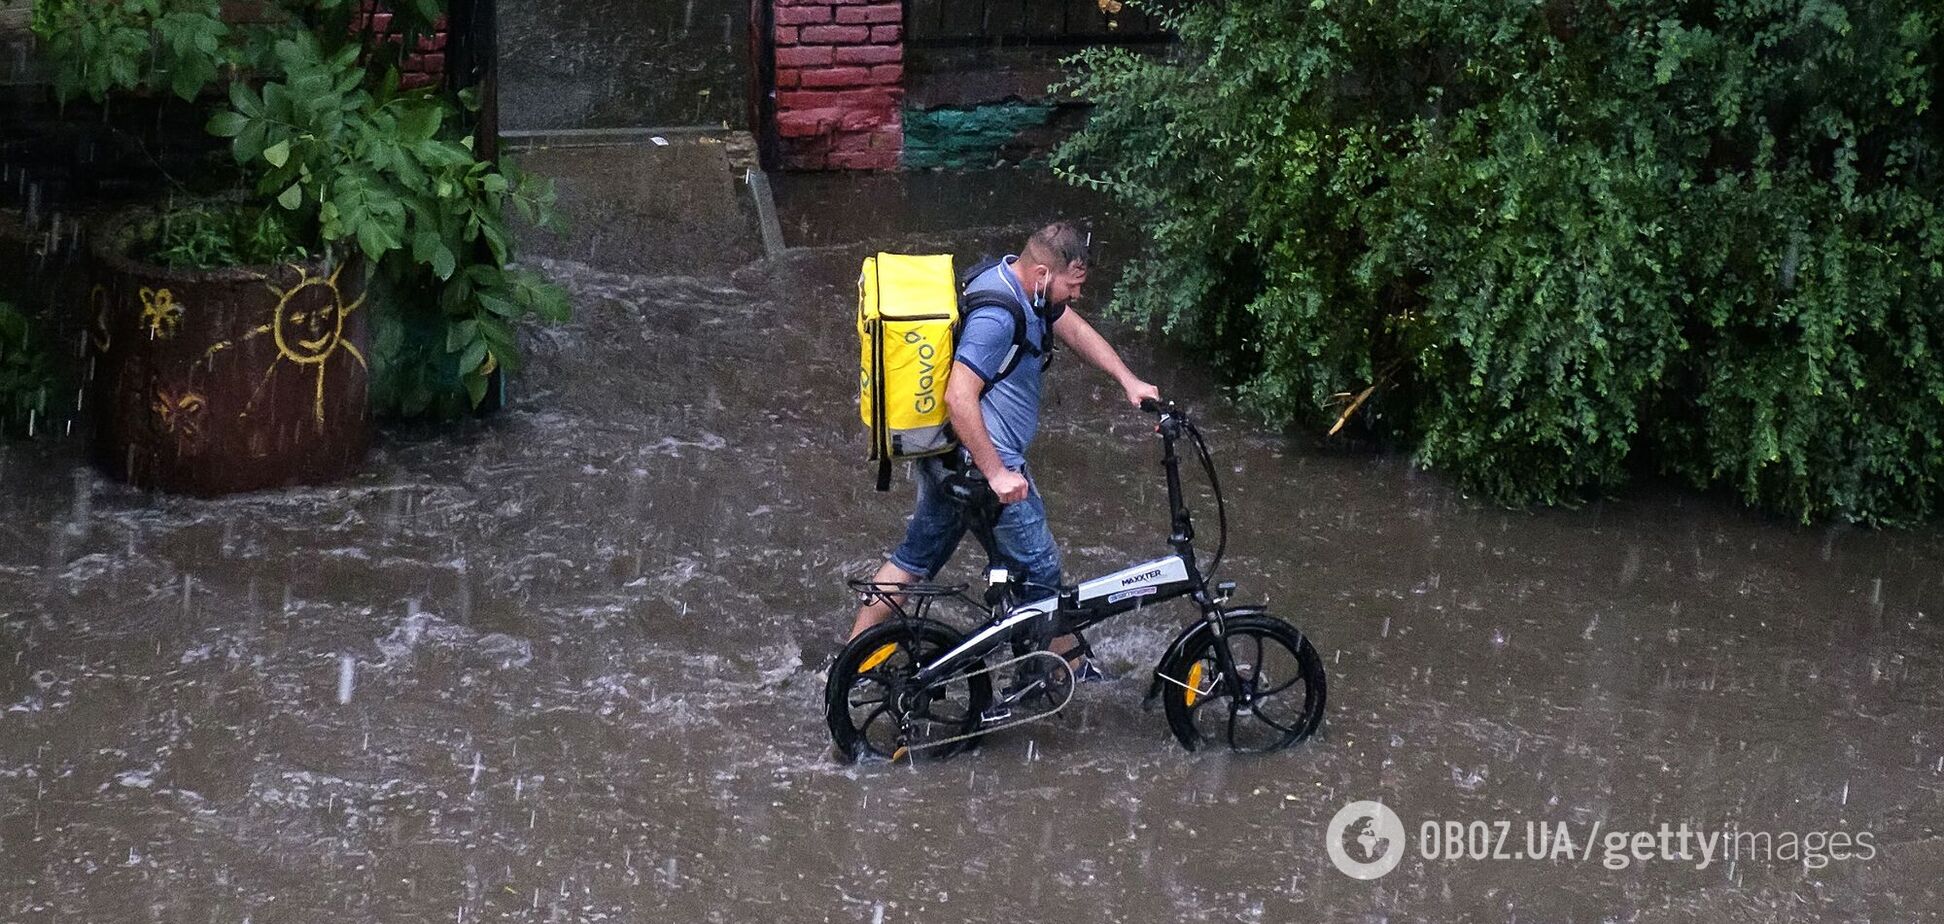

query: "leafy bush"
left=0, top=302, right=53, bottom=436
left=31, top=0, right=231, bottom=102
left=1058, top=0, right=1944, bottom=524
left=32, top=0, right=567, bottom=417
left=30, top=0, right=444, bottom=102
left=205, top=35, right=567, bottom=413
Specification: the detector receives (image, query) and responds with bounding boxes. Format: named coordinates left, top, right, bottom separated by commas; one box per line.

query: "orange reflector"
left=891, top=746, right=909, bottom=762
left=1185, top=662, right=1205, bottom=706
left=859, top=643, right=899, bottom=672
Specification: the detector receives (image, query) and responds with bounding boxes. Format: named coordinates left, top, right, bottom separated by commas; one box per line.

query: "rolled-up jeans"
left=887, top=455, right=1063, bottom=594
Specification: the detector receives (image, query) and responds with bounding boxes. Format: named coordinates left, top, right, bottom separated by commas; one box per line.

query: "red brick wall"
left=773, top=0, right=903, bottom=170
left=352, top=2, right=451, bottom=91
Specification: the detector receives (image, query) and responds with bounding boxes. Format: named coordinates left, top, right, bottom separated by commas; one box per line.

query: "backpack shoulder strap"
left=958, top=257, right=1004, bottom=292
left=959, top=293, right=1035, bottom=394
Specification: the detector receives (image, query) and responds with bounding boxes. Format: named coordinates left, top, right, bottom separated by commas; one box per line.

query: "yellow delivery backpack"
left=859, top=253, right=961, bottom=491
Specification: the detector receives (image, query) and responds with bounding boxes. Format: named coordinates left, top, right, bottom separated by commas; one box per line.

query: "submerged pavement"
left=2, top=168, right=1942, bottom=922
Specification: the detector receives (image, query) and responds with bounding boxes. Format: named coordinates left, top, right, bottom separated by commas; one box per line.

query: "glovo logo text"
left=905, top=329, right=941, bottom=415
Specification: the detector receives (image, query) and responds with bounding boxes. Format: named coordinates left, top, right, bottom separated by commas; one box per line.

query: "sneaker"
left=1071, top=657, right=1112, bottom=684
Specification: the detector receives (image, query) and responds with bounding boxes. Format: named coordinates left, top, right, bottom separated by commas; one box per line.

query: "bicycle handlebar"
left=1139, top=397, right=1181, bottom=417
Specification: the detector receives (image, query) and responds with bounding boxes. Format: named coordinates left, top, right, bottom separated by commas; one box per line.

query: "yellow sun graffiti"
left=203, top=262, right=367, bottom=427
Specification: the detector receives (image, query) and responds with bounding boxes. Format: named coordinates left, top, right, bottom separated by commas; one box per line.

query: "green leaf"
left=398, top=105, right=443, bottom=142
left=412, top=229, right=441, bottom=264
left=446, top=319, right=479, bottom=353
left=431, top=242, right=457, bottom=281
left=479, top=221, right=509, bottom=267
left=462, top=370, right=489, bottom=408
left=207, top=111, right=249, bottom=138
left=478, top=293, right=521, bottom=318
left=229, top=81, right=263, bottom=118
left=477, top=318, right=519, bottom=369
left=355, top=219, right=401, bottom=262
left=277, top=183, right=304, bottom=210
left=264, top=139, right=291, bottom=169
left=168, top=63, right=204, bottom=102
left=233, top=121, right=267, bottom=164
left=459, top=336, right=488, bottom=373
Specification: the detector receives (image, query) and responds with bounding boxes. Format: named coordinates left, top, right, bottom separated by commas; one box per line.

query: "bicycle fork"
left=1145, top=597, right=1252, bottom=709
left=1201, top=608, right=1257, bottom=707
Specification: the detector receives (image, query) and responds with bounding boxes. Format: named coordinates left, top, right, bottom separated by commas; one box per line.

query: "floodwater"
left=3, top=176, right=1943, bottom=922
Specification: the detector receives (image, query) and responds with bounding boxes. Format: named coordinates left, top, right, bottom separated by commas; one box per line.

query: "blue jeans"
left=888, top=456, right=1063, bottom=593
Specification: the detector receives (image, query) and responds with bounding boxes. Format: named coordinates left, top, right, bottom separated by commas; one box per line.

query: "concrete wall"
left=0, top=1, right=34, bottom=89
left=500, top=0, right=750, bottom=132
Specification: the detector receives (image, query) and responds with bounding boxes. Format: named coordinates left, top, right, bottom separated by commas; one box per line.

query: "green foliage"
left=147, top=201, right=309, bottom=268
left=1058, top=0, right=1944, bottom=524
left=203, top=34, right=568, bottom=415
left=33, top=0, right=570, bottom=417
left=31, top=0, right=231, bottom=102
left=28, top=0, right=437, bottom=104
left=0, top=302, right=54, bottom=437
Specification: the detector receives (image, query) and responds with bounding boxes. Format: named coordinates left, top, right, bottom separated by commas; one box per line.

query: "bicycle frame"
left=906, top=403, right=1247, bottom=698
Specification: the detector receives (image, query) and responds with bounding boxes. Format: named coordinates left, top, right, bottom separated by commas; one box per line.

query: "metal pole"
left=444, top=0, right=507, bottom=413
left=446, top=0, right=499, bottom=164
left=749, top=0, right=777, bottom=170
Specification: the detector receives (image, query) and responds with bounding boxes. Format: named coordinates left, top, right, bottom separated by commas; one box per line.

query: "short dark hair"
left=1024, top=222, right=1090, bottom=271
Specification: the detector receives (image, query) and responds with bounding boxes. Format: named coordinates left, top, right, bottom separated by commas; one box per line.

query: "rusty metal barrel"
left=88, top=207, right=372, bottom=495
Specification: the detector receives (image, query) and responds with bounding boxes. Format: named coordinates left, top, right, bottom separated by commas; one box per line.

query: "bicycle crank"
left=896, top=651, right=1075, bottom=757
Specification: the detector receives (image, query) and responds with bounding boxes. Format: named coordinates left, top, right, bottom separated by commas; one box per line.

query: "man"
left=849, top=223, right=1162, bottom=667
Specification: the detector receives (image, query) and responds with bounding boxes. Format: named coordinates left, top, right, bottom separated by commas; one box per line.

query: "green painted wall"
left=901, top=102, right=1056, bottom=170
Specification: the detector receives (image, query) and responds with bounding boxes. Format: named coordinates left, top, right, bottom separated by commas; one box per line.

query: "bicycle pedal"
left=1000, top=676, right=1047, bottom=705
left=980, top=706, right=1013, bottom=725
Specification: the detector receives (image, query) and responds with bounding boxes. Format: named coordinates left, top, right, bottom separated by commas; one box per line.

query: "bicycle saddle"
left=941, top=468, right=1001, bottom=521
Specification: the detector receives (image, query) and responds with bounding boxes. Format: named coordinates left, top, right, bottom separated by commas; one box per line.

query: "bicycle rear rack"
left=847, top=579, right=980, bottom=624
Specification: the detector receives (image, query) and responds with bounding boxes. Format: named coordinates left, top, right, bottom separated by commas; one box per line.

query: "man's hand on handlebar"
left=1123, top=378, right=1161, bottom=409
left=987, top=468, right=1030, bottom=505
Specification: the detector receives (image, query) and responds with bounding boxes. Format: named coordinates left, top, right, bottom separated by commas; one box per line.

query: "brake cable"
left=1184, top=418, right=1228, bottom=584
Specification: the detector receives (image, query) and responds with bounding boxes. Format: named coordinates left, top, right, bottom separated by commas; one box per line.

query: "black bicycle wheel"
left=824, top=619, right=992, bottom=762
left=1160, top=615, right=1326, bottom=753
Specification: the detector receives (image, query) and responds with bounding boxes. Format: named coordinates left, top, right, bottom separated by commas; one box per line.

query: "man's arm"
left=1052, top=309, right=1161, bottom=407
left=946, top=361, right=1029, bottom=503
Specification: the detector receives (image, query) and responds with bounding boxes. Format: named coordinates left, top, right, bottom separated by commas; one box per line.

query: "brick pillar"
left=352, top=2, right=451, bottom=91
left=772, top=0, right=903, bottom=171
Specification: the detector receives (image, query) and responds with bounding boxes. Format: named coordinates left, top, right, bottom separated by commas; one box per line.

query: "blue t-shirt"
left=954, top=257, right=1064, bottom=470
